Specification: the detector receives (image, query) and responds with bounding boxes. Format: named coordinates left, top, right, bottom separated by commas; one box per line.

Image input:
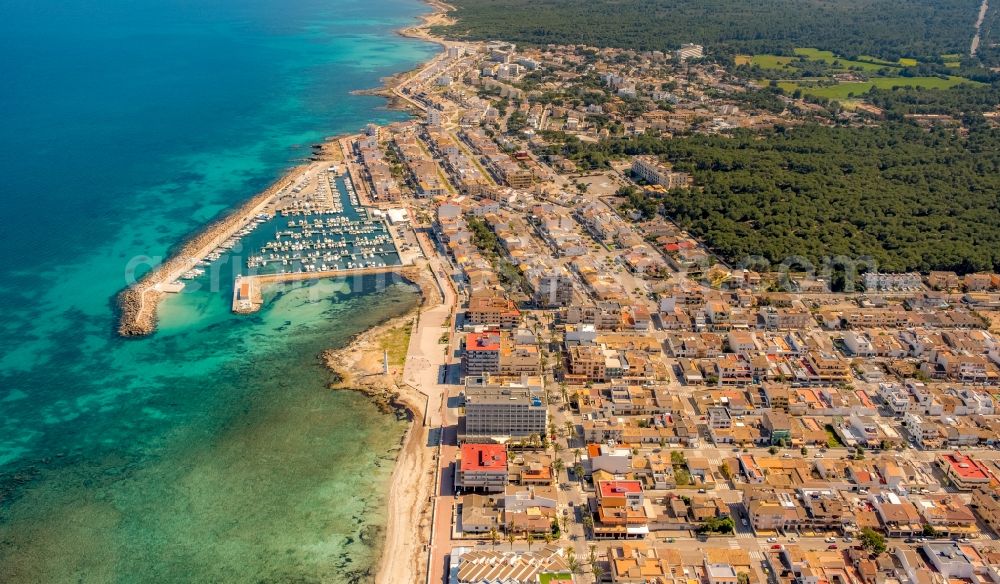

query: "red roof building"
left=939, top=451, right=995, bottom=490
left=598, top=480, right=643, bottom=499
left=464, top=330, right=502, bottom=375
left=457, top=444, right=508, bottom=492
left=466, top=331, right=502, bottom=352
left=594, top=480, right=649, bottom=537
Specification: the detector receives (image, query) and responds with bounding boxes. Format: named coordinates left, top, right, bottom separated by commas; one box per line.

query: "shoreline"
left=115, top=165, right=306, bottom=336
left=115, top=0, right=455, bottom=339
left=114, top=0, right=458, bottom=581
left=319, top=259, right=445, bottom=584
left=367, top=7, right=458, bottom=581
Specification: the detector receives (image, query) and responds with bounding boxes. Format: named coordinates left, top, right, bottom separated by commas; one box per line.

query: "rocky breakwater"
left=115, top=165, right=308, bottom=337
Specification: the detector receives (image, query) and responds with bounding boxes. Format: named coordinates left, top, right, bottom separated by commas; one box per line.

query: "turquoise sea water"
left=0, top=0, right=436, bottom=580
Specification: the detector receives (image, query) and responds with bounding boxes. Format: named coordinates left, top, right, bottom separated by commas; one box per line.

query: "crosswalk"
left=749, top=550, right=765, bottom=562
left=735, top=530, right=756, bottom=540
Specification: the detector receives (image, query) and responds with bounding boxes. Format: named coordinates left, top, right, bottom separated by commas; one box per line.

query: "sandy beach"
left=114, top=0, right=461, bottom=579
left=320, top=258, right=447, bottom=584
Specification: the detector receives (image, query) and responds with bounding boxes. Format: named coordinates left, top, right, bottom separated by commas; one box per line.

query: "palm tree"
left=507, top=529, right=517, bottom=550
left=525, top=531, right=535, bottom=550
left=582, top=515, right=595, bottom=537
left=573, top=463, right=585, bottom=484
left=588, top=545, right=602, bottom=579
left=566, top=548, right=582, bottom=575
left=543, top=532, right=554, bottom=546
left=564, top=420, right=575, bottom=440
left=553, top=458, right=565, bottom=479
left=488, top=527, right=499, bottom=549
left=573, top=448, right=582, bottom=463
left=552, top=442, right=562, bottom=456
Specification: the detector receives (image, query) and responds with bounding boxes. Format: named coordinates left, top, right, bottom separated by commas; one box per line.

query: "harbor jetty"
left=231, top=264, right=424, bottom=314
left=116, top=165, right=308, bottom=336
left=232, top=275, right=263, bottom=314
left=116, top=147, right=413, bottom=336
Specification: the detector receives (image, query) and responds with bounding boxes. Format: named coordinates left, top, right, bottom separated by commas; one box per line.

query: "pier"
left=231, top=264, right=415, bottom=314
left=117, top=154, right=415, bottom=336
left=232, top=276, right=263, bottom=314
left=117, top=166, right=306, bottom=336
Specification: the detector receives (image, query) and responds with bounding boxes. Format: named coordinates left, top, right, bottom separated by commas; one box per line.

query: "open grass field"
left=941, top=54, right=963, bottom=67
left=378, top=321, right=413, bottom=368
left=744, top=47, right=906, bottom=72
left=857, top=54, right=898, bottom=65
left=741, top=47, right=979, bottom=101
left=792, top=48, right=900, bottom=71
left=748, top=54, right=796, bottom=68
left=778, top=75, right=979, bottom=99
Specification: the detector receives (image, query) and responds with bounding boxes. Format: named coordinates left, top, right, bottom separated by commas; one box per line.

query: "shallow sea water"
left=0, top=0, right=436, bottom=580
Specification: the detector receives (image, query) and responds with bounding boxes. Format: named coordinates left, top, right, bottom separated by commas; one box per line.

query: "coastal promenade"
left=117, top=2, right=472, bottom=580
left=376, top=226, right=461, bottom=584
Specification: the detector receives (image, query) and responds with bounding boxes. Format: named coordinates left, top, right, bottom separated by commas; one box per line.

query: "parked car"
left=827, top=544, right=838, bottom=550
left=767, top=537, right=777, bottom=543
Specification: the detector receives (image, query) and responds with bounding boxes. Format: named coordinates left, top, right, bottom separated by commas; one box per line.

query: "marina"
left=240, top=167, right=404, bottom=277
left=176, top=164, right=405, bottom=286
left=117, top=155, right=420, bottom=335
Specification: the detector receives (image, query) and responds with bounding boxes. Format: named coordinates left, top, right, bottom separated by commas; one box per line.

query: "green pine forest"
left=441, top=0, right=1000, bottom=275
left=438, top=0, right=988, bottom=64
left=551, top=123, right=1000, bottom=274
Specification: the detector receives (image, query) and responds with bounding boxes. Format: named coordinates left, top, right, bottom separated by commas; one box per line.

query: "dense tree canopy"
left=866, top=82, right=1000, bottom=116
left=563, top=124, right=1000, bottom=274
left=438, top=0, right=981, bottom=62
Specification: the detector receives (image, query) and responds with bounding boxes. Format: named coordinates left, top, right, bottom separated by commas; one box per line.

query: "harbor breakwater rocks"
left=115, top=165, right=308, bottom=337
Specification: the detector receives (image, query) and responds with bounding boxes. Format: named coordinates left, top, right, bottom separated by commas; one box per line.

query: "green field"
left=941, top=54, right=963, bottom=68
left=748, top=54, right=796, bottom=68
left=747, top=48, right=903, bottom=72
left=778, top=75, right=978, bottom=99
left=857, top=54, right=899, bottom=66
